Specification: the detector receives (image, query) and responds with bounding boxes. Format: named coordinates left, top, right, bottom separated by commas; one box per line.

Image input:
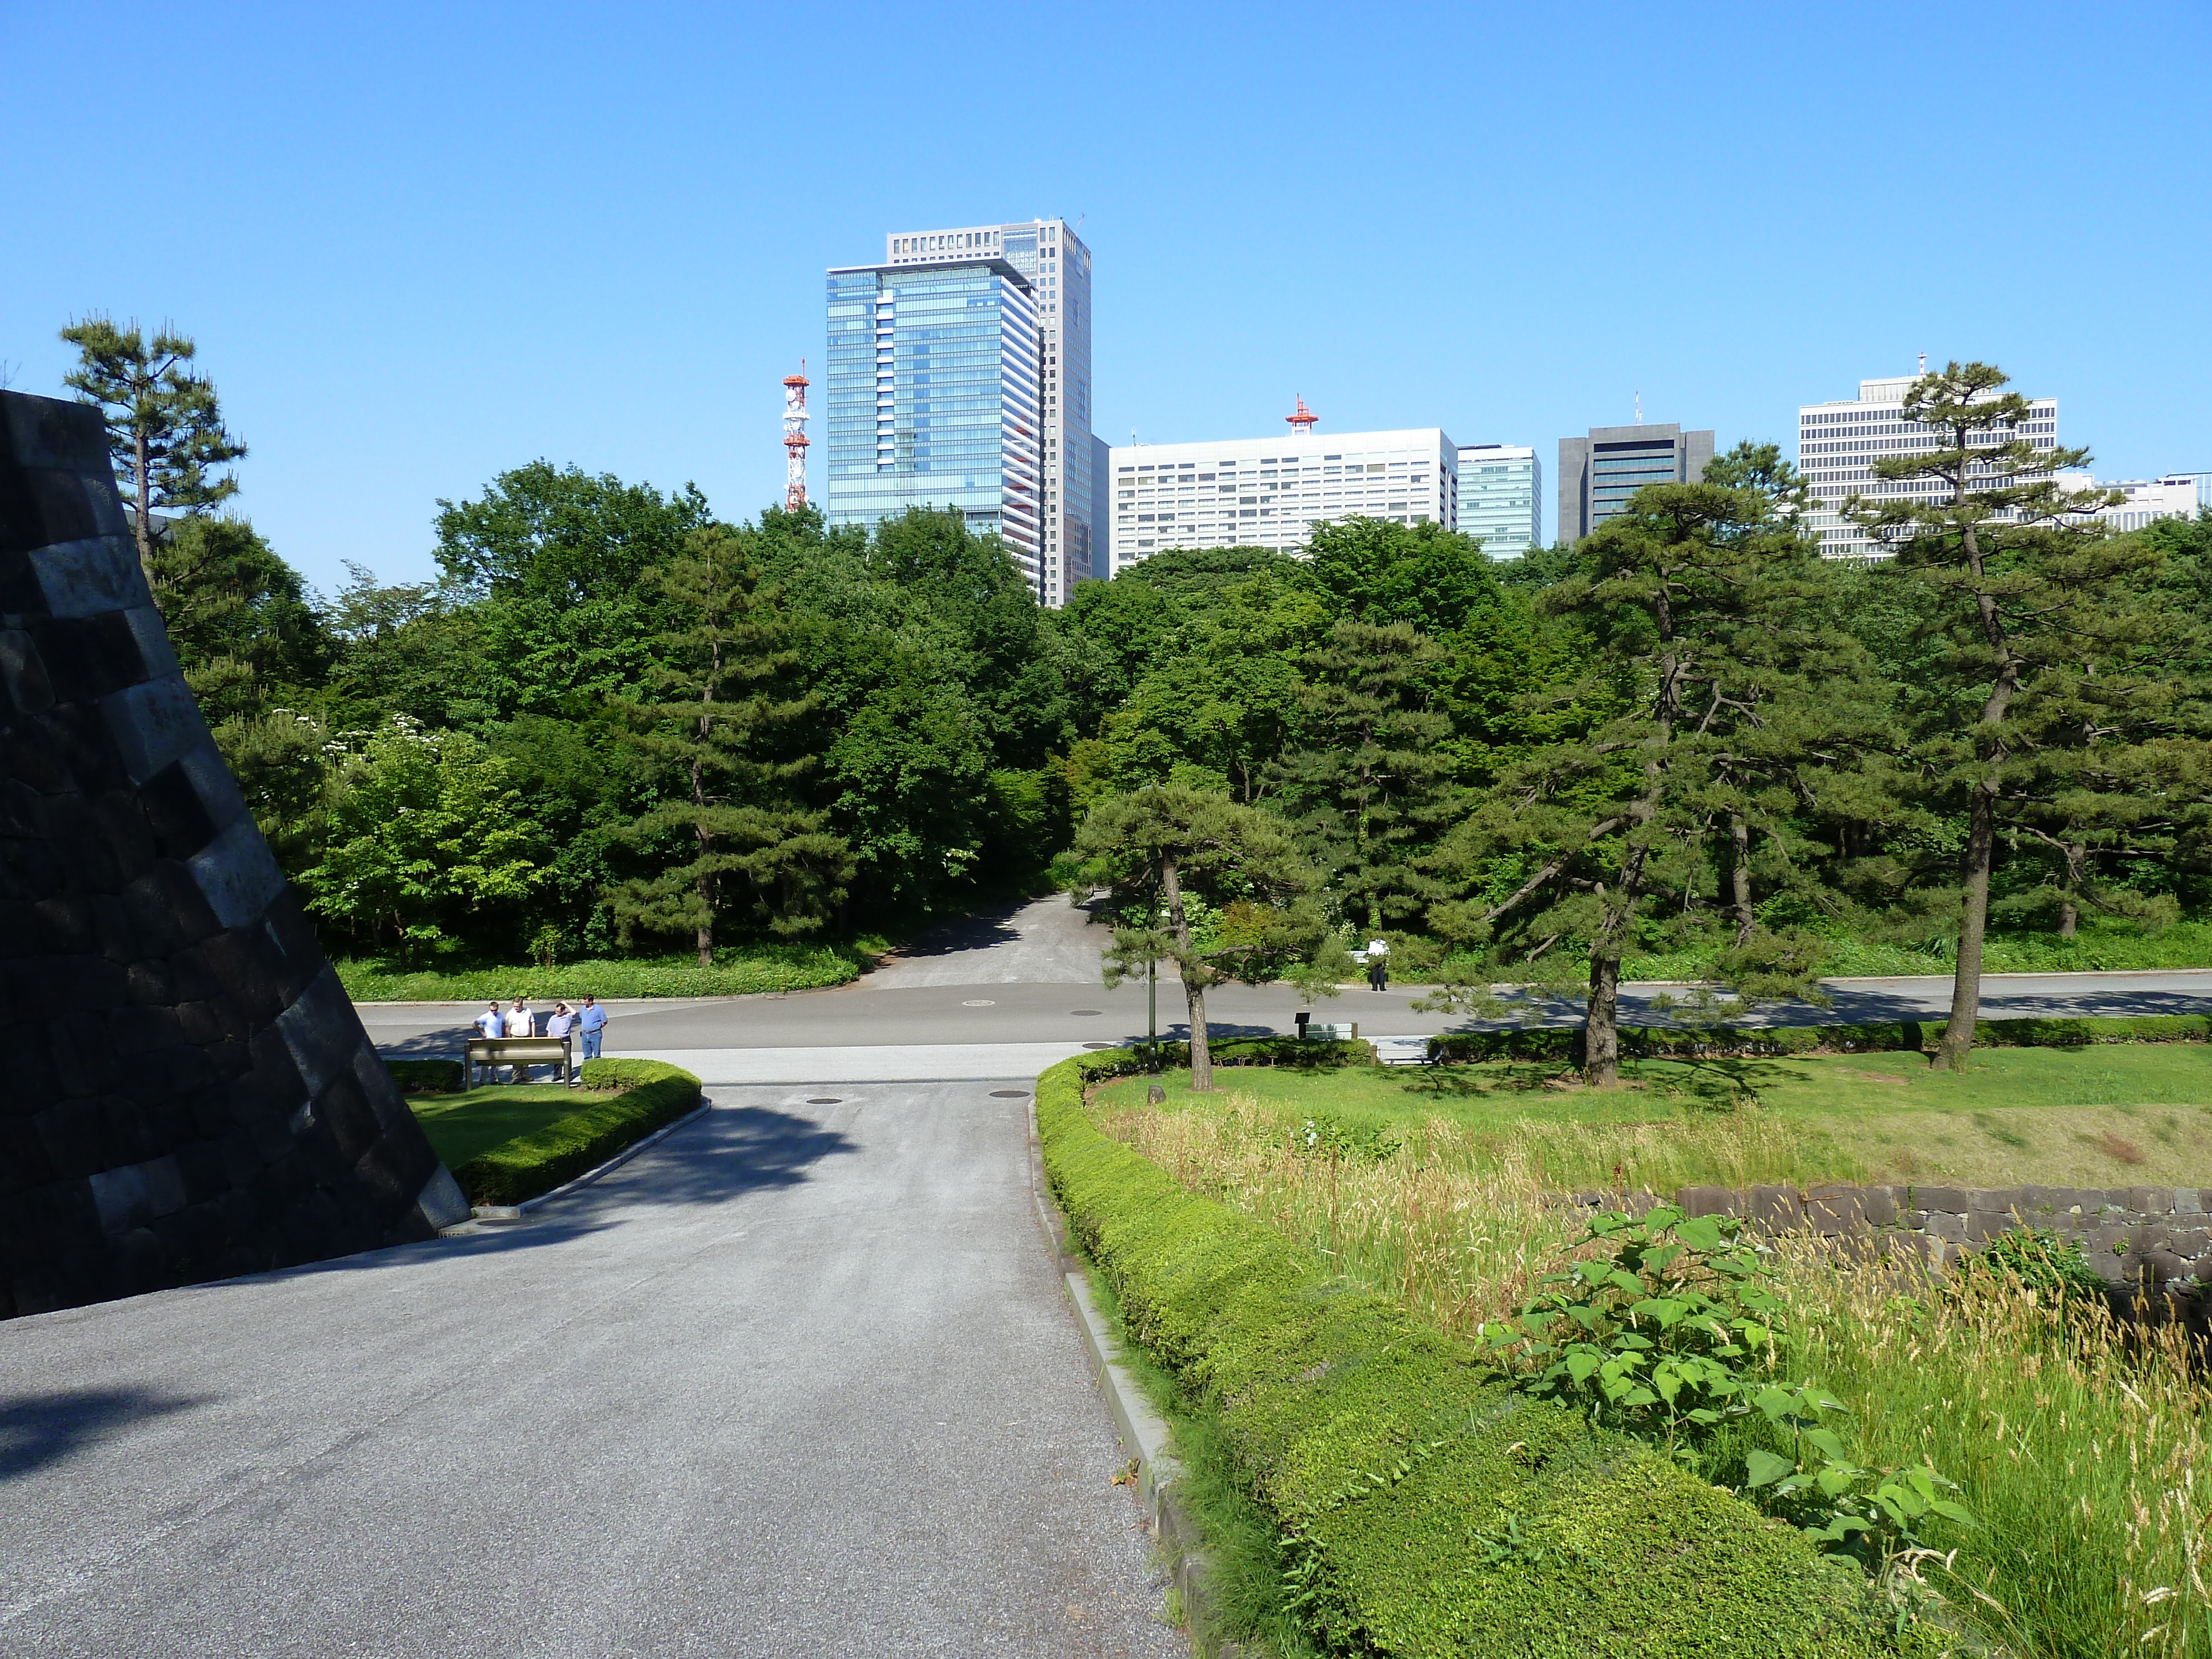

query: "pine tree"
left=1843, top=362, right=2164, bottom=1068
left=1423, top=466, right=1871, bottom=1086
left=1074, top=786, right=1341, bottom=1089
left=60, top=317, right=246, bottom=575
left=607, top=524, right=851, bottom=966
left=1270, top=619, right=1458, bottom=933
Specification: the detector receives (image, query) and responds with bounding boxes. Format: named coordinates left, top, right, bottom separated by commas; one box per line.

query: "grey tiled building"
left=1557, top=422, right=1714, bottom=542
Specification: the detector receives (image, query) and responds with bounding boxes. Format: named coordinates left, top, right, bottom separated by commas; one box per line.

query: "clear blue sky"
left=5, top=2, right=2206, bottom=591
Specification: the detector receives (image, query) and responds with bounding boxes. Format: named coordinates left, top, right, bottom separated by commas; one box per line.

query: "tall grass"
left=1783, top=1256, right=2212, bottom=1658
left=1101, top=1088, right=2212, bottom=1658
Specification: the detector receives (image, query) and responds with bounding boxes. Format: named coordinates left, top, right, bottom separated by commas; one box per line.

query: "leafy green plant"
left=1294, top=1115, right=1398, bottom=1164
left=1482, top=1205, right=1973, bottom=1567
left=1958, top=1224, right=2110, bottom=1302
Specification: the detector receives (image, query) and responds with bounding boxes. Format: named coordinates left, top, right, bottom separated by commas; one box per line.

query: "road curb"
left=1025, top=1094, right=1245, bottom=1658
left=443, top=1100, right=714, bottom=1232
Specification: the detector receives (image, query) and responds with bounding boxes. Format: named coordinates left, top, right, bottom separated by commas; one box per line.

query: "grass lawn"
left=339, top=941, right=867, bottom=1002
left=1091, top=1041, right=2212, bottom=1189
left=409, top=1083, right=620, bottom=1170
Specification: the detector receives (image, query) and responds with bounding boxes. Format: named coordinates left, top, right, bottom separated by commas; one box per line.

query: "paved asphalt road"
left=362, top=895, right=2212, bottom=1061
left=0, top=1082, right=1181, bottom=1658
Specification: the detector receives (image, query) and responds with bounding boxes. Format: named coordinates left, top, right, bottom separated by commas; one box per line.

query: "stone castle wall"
left=1563, top=1181, right=2212, bottom=1290
left=0, top=390, right=466, bottom=1318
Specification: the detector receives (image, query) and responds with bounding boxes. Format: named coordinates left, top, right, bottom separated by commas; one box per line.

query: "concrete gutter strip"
left=445, top=1099, right=714, bottom=1230
left=1027, top=1095, right=1245, bottom=1658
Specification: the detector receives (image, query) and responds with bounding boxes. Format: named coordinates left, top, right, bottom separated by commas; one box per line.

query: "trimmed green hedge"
left=1040, top=1052, right=1953, bottom=1657
left=452, top=1060, right=705, bottom=1206
left=1428, top=1013, right=2210, bottom=1065
left=384, top=1058, right=465, bottom=1093
left=1092, top=1035, right=1374, bottom=1076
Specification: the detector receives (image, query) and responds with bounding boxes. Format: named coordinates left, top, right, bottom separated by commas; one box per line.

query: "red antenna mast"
left=1286, top=394, right=1318, bottom=434
left=782, top=360, right=810, bottom=510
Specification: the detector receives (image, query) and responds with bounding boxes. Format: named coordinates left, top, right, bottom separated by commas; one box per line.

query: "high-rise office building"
left=1455, top=443, right=1542, bottom=555
left=1557, top=422, right=1714, bottom=542
left=881, top=218, right=1098, bottom=605
left=1798, top=374, right=2059, bottom=556
left=2056, top=473, right=2201, bottom=534
left=823, top=252, right=1044, bottom=578
left=1107, top=427, right=1457, bottom=573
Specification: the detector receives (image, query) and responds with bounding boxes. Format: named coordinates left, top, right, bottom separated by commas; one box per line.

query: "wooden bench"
left=466, top=1035, right=575, bottom=1087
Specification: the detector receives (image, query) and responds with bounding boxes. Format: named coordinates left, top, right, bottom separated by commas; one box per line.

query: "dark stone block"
left=2127, top=1187, right=2174, bottom=1214
left=203, top=927, right=286, bottom=1025
left=29, top=613, right=149, bottom=702
left=32, top=894, right=95, bottom=954
left=275, top=967, right=367, bottom=1098
left=315, top=1070, right=382, bottom=1164
left=0, top=629, right=55, bottom=715
left=126, top=958, right=178, bottom=1006
left=1859, top=1187, right=1898, bottom=1228
left=90, top=894, right=139, bottom=958
left=32, top=1098, right=105, bottom=1178
left=176, top=998, right=224, bottom=1044
left=0, top=1117, right=56, bottom=1194
left=1807, top=1188, right=1867, bottom=1234
left=0, top=717, right=71, bottom=792
left=0, top=458, right=105, bottom=557
left=91, top=788, right=159, bottom=880
left=1677, top=1185, right=1738, bottom=1218
left=137, top=758, right=219, bottom=860
left=203, top=1036, right=251, bottom=1080
left=111, top=1004, right=187, bottom=1058
left=167, top=944, right=218, bottom=1002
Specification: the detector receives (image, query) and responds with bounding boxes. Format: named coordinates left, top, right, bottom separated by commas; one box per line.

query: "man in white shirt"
left=1366, top=937, right=1390, bottom=992
left=503, top=999, right=535, bottom=1082
left=472, top=1003, right=503, bottom=1088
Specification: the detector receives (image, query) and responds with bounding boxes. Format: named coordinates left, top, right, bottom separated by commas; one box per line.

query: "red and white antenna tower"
left=782, top=360, right=810, bottom=510
left=1286, top=394, right=1318, bottom=434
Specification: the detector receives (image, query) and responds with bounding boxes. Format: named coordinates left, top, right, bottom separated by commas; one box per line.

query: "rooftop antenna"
left=1634, top=390, right=1642, bottom=426
left=1286, top=394, right=1318, bottom=434
left=1918, top=351, right=1927, bottom=374
left=782, top=359, right=810, bottom=510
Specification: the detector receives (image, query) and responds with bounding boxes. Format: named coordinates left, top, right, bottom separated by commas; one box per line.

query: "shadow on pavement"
left=0, top=1386, right=209, bottom=1481
left=866, top=902, right=1029, bottom=967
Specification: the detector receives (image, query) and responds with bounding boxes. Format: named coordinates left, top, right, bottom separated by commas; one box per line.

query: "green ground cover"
left=1040, top=1053, right=1945, bottom=1659
left=338, top=942, right=868, bottom=1002
left=1415, top=917, right=2212, bottom=986
left=408, top=1083, right=620, bottom=1170
left=1093, top=1041, right=2212, bottom=1191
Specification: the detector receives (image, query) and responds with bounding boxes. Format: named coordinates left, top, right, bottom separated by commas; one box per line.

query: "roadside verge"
left=1034, top=1051, right=1955, bottom=1658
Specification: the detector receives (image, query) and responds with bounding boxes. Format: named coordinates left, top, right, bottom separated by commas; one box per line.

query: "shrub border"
left=1038, top=1052, right=1946, bottom=1657
left=1428, top=1013, right=2210, bottom=1065
left=448, top=1059, right=705, bottom=1206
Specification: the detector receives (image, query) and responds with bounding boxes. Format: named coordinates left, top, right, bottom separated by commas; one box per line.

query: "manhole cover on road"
left=962, top=999, right=996, bottom=1006
left=806, top=1097, right=842, bottom=1105
left=1069, top=1009, right=1103, bottom=1016
left=989, top=1089, right=1030, bottom=1098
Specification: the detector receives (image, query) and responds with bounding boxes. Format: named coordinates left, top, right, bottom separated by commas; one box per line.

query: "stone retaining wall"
left=1, top=390, right=467, bottom=1318
left=1559, top=1181, right=2212, bottom=1290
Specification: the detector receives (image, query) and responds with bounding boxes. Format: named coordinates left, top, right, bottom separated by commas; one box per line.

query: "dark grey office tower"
left=1557, top=422, right=1714, bottom=542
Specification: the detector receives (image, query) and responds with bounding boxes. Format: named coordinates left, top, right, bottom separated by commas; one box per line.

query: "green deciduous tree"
left=607, top=524, right=850, bottom=964
left=60, top=317, right=246, bottom=574
left=302, top=718, right=546, bottom=960
left=1074, top=786, right=1342, bottom=1089
left=1844, top=362, right=2164, bottom=1068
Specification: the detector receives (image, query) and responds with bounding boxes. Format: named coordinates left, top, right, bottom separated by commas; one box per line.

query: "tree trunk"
left=1585, top=950, right=1621, bottom=1087
left=2058, top=838, right=2086, bottom=938
left=1937, top=522, right=2018, bottom=1072
left=1162, top=852, right=1212, bottom=1090
left=133, top=422, right=154, bottom=577
left=1729, top=813, right=1755, bottom=946
left=1936, top=785, right=1995, bottom=1071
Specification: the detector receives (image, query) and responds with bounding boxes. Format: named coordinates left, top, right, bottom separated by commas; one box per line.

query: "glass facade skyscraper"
left=879, top=219, right=1097, bottom=605
left=823, top=256, right=1042, bottom=575
left=1453, top=443, right=1542, bottom=554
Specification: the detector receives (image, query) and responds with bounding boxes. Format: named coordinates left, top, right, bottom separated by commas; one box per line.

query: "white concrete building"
left=1107, top=426, right=1457, bottom=573
left=1798, top=373, right=2059, bottom=556
left=884, top=220, right=1097, bottom=606
left=2057, top=473, right=2203, bottom=533
left=1455, top=442, right=1542, bottom=554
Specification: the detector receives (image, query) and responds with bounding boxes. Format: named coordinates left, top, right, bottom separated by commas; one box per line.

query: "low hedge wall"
left=1430, top=1012, right=2209, bottom=1065
left=384, top=1057, right=465, bottom=1093
left=1040, top=1052, right=1952, bottom=1657
left=451, top=1060, right=704, bottom=1206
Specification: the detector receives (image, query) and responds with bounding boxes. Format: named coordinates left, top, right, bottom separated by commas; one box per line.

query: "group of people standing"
left=473, top=994, right=608, bottom=1084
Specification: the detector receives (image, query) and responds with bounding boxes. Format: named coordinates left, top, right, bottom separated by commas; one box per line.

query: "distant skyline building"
left=1108, top=423, right=1457, bottom=573
left=1798, top=373, right=2059, bottom=556
left=885, top=218, right=1097, bottom=604
left=2058, top=473, right=2202, bottom=533
left=1557, top=422, right=1713, bottom=542
left=823, top=250, right=1043, bottom=581
left=1454, top=443, right=1541, bottom=555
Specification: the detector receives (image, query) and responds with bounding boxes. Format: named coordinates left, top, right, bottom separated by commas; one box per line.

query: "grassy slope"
left=408, top=1084, right=620, bottom=1169
left=1093, top=1043, right=2212, bottom=1190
